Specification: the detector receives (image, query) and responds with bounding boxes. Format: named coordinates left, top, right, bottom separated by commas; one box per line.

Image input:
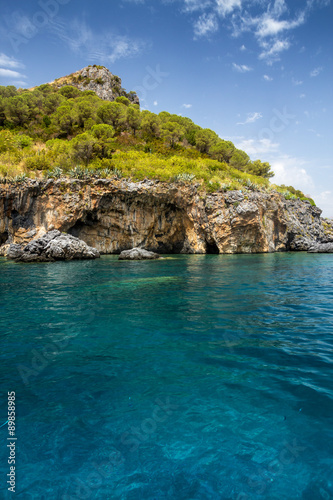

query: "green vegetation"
left=0, top=83, right=314, bottom=204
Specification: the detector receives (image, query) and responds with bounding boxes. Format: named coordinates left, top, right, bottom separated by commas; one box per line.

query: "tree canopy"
left=0, top=82, right=275, bottom=184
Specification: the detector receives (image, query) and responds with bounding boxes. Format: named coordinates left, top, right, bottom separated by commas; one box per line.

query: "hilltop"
left=33, top=65, right=139, bottom=105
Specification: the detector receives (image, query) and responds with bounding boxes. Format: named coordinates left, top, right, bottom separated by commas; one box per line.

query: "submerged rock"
left=119, top=248, right=160, bottom=260
left=6, top=231, right=100, bottom=262
left=308, top=242, right=333, bottom=253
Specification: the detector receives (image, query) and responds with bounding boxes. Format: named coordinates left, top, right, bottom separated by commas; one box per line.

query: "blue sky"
left=0, top=0, right=332, bottom=215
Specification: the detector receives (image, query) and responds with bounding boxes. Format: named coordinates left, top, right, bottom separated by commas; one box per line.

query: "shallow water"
left=0, top=253, right=332, bottom=499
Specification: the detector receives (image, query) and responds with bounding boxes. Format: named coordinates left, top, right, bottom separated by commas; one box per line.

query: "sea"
left=0, top=253, right=332, bottom=499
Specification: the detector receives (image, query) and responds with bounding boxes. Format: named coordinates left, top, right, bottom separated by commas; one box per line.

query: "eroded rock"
left=6, top=231, right=100, bottom=262
left=119, top=248, right=160, bottom=260
left=308, top=243, right=333, bottom=253
left=0, top=179, right=329, bottom=255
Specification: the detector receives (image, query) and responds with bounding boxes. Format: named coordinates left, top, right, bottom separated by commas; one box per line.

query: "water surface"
left=0, top=253, right=332, bottom=499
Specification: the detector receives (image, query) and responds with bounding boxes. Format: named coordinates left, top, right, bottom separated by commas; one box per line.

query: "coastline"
left=0, top=178, right=331, bottom=256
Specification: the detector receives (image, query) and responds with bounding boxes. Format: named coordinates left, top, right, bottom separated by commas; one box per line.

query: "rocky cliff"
left=46, top=65, right=139, bottom=104
left=0, top=179, right=329, bottom=256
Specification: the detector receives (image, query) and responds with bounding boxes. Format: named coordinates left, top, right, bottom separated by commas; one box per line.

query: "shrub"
left=113, top=167, right=123, bottom=179
left=25, top=152, right=51, bottom=171
left=69, top=166, right=86, bottom=179
left=175, top=173, right=196, bottom=182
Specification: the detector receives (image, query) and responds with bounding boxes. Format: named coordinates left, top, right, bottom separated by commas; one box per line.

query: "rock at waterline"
left=119, top=248, right=160, bottom=260
left=308, top=242, right=333, bottom=253
left=6, top=230, right=100, bottom=262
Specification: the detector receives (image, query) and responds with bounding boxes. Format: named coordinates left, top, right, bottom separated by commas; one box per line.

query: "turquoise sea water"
left=0, top=253, right=333, bottom=500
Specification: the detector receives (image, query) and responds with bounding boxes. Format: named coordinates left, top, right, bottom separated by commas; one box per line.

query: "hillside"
left=0, top=66, right=313, bottom=206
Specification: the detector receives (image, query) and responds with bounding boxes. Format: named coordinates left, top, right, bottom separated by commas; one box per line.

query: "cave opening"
left=0, top=231, right=8, bottom=245
left=206, top=240, right=219, bottom=254
left=67, top=212, right=98, bottom=238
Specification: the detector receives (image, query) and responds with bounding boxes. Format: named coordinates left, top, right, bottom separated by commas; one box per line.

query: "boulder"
left=6, top=231, right=100, bottom=262
left=308, top=243, right=333, bottom=253
left=119, top=247, right=160, bottom=260
left=6, top=244, right=23, bottom=260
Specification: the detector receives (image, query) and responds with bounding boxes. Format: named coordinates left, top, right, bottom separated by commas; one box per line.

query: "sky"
left=0, top=0, right=332, bottom=215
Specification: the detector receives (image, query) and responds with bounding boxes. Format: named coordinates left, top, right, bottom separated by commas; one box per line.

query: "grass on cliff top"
left=0, top=129, right=315, bottom=204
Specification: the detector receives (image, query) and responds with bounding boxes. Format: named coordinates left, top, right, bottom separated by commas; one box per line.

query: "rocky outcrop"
left=47, top=66, right=139, bottom=105
left=308, top=242, right=333, bottom=253
left=5, top=230, right=100, bottom=262
left=119, top=248, right=160, bottom=260
left=0, top=178, right=329, bottom=255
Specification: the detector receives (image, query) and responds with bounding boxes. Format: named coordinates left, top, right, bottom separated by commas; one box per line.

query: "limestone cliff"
left=45, top=65, right=139, bottom=104
left=0, top=179, right=328, bottom=255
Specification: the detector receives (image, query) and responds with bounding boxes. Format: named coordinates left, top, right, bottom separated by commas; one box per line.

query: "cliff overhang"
left=0, top=178, right=328, bottom=256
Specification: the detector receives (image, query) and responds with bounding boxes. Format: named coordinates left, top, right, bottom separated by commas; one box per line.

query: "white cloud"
left=263, top=74, right=273, bottom=81
left=153, top=101, right=158, bottom=106
left=318, top=191, right=331, bottom=201
left=271, top=0, right=288, bottom=17
left=299, top=93, right=306, bottom=98
left=177, top=0, right=332, bottom=68
left=259, top=39, right=290, bottom=63
left=255, top=12, right=305, bottom=38
left=316, top=190, right=333, bottom=216
left=179, top=0, right=328, bottom=64
left=216, top=0, right=242, bottom=17
left=235, top=137, right=279, bottom=156
left=51, top=18, right=147, bottom=63
left=310, top=66, right=323, bottom=77
left=183, top=0, right=211, bottom=12
left=237, top=112, right=263, bottom=125
left=292, top=77, right=303, bottom=85
left=271, top=156, right=314, bottom=192
left=0, top=68, right=26, bottom=79
left=182, top=103, right=192, bottom=108
left=0, top=54, right=24, bottom=69
left=194, top=13, right=218, bottom=37
left=232, top=62, right=252, bottom=72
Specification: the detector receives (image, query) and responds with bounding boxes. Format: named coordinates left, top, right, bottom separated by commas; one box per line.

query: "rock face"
left=48, top=66, right=139, bottom=105
left=308, top=243, right=333, bottom=253
left=0, top=179, right=330, bottom=256
left=119, top=248, right=160, bottom=260
left=6, top=230, right=100, bottom=262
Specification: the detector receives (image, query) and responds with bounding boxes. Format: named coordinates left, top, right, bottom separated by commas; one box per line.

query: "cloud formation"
left=237, top=112, right=263, bottom=125
left=0, top=53, right=25, bottom=69
left=51, top=18, right=147, bottom=63
left=310, top=66, right=323, bottom=77
left=178, top=0, right=322, bottom=64
left=194, top=13, right=218, bottom=37
left=235, top=137, right=280, bottom=156
left=0, top=53, right=26, bottom=83
left=232, top=62, right=252, bottom=72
